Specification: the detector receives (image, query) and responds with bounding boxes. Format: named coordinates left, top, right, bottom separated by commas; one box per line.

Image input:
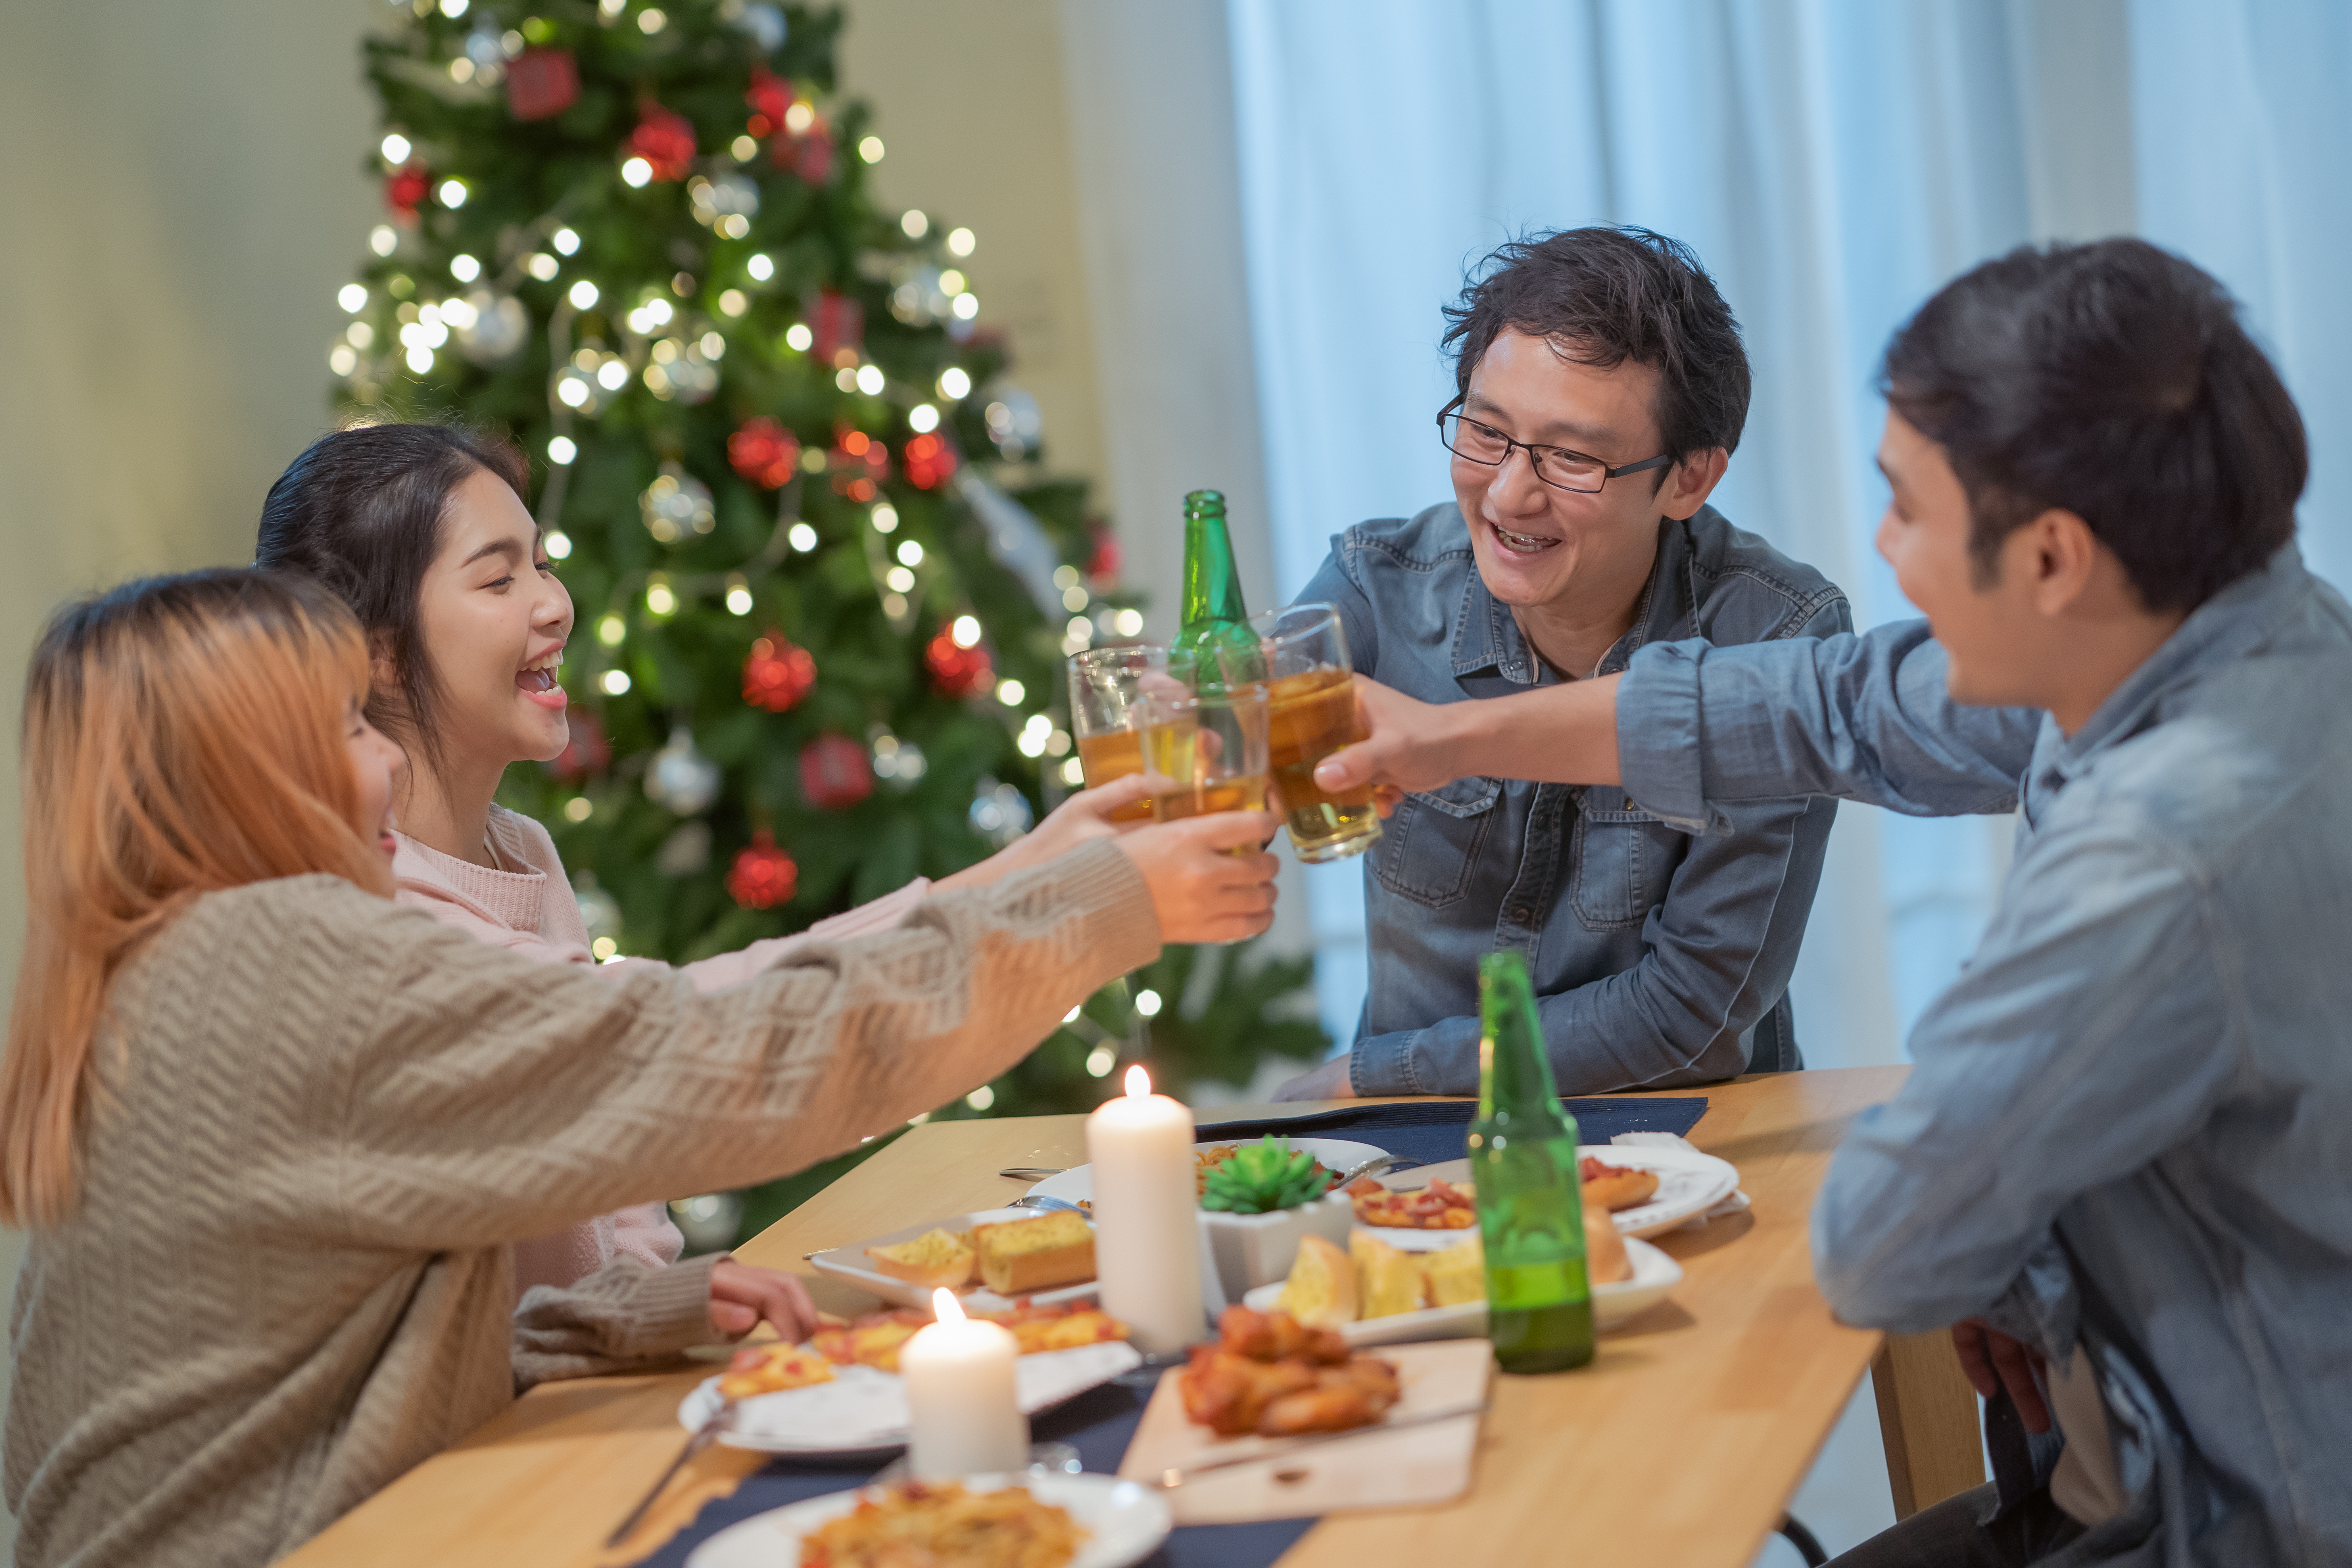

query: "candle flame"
left=932, top=1286, right=966, bottom=1324
left=1124, top=1064, right=1152, bottom=1100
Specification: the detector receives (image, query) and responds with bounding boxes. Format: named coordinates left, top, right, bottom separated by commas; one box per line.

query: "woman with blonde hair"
left=1, top=569, right=1274, bottom=1568
left=255, top=422, right=1164, bottom=1321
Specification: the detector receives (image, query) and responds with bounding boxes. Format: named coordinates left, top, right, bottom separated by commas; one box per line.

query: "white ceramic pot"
left=1196, top=1188, right=1354, bottom=1309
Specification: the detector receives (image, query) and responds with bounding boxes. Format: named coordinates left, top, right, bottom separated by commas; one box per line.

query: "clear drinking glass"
left=1066, top=645, right=1174, bottom=823
left=1250, top=604, right=1383, bottom=863
left=1137, top=681, right=1272, bottom=849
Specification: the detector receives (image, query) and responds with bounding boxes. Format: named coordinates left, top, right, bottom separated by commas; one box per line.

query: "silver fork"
left=605, top=1394, right=735, bottom=1547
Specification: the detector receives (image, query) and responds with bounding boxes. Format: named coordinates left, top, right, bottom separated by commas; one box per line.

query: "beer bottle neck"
left=1181, top=491, right=1249, bottom=628
left=1476, top=953, right=1562, bottom=1119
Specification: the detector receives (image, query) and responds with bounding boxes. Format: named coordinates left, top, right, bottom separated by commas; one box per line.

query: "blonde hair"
left=1, top=570, right=395, bottom=1226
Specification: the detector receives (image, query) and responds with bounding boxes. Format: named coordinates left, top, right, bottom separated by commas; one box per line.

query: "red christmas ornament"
left=726, top=831, right=799, bottom=910
left=629, top=103, right=697, bottom=182
left=924, top=622, right=995, bottom=700
left=745, top=67, right=793, bottom=132
left=828, top=429, right=889, bottom=502
left=506, top=48, right=580, bottom=122
left=545, top=704, right=611, bottom=782
left=1086, top=523, right=1122, bottom=589
left=799, top=733, right=873, bottom=810
left=742, top=631, right=816, bottom=712
left=384, top=163, right=430, bottom=219
left=810, top=290, right=862, bottom=362
left=728, top=416, right=801, bottom=489
left=777, top=123, right=833, bottom=184
left=902, top=432, right=959, bottom=492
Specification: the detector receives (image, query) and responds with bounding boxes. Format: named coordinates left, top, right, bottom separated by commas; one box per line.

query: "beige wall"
left=836, top=0, right=1108, bottom=503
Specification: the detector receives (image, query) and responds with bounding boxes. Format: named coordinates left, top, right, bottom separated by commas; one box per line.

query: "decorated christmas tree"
left=330, top=0, right=1325, bottom=1239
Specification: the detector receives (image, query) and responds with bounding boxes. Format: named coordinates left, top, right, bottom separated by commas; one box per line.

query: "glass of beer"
left=1137, top=681, right=1272, bottom=845
left=1067, top=645, right=1173, bottom=823
left=1250, top=603, right=1382, bottom=862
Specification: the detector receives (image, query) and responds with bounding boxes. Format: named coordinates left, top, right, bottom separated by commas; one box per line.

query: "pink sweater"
left=391, top=805, right=933, bottom=1294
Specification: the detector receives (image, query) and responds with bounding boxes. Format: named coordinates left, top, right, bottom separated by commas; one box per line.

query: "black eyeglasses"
left=1437, top=400, right=1672, bottom=494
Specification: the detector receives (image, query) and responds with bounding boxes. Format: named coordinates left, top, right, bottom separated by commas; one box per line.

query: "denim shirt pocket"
left=1373, top=776, right=1500, bottom=908
left=1571, top=786, right=1684, bottom=930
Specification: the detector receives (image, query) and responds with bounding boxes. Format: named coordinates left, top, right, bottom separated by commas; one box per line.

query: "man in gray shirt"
left=1273, top=228, right=1848, bottom=1102
left=1316, top=240, right=2344, bottom=1565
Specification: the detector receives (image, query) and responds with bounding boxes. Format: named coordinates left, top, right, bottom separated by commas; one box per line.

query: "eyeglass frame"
left=1436, top=397, right=1674, bottom=494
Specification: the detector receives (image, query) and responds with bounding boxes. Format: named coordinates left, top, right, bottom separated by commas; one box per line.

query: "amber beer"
left=1137, top=682, right=1272, bottom=887
left=1150, top=774, right=1271, bottom=825
left=1251, top=606, right=1382, bottom=863
left=1073, top=728, right=1154, bottom=822
left=1068, top=647, right=1170, bottom=823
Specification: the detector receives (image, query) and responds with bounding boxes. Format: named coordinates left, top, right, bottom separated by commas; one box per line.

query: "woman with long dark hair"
left=255, top=423, right=1166, bottom=1313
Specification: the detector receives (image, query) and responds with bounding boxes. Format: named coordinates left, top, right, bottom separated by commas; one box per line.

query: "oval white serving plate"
left=805, top=1207, right=1102, bottom=1313
left=1240, top=1233, right=1680, bottom=1340
left=678, top=1340, right=1141, bottom=1456
left=683, top=1471, right=1172, bottom=1568
left=1359, top=1144, right=1739, bottom=1244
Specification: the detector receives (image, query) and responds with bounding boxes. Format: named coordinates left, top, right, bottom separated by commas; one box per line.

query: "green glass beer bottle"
left=1171, top=490, right=1263, bottom=687
left=1469, top=950, right=1595, bottom=1373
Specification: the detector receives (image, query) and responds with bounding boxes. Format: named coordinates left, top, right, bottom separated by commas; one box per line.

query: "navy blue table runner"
left=630, top=1094, right=1708, bottom=1566
left=630, top=1382, right=1315, bottom=1567
left=1196, top=1093, right=1708, bottom=1170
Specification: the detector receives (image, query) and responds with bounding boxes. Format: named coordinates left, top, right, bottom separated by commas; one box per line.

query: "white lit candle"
left=902, top=1288, right=1028, bottom=1477
left=1085, top=1065, right=1205, bottom=1353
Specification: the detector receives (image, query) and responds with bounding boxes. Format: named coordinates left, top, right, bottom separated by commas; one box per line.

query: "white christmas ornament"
left=969, top=777, right=1034, bottom=848
left=720, top=0, right=786, bottom=52
left=639, top=462, right=715, bottom=543
left=982, top=386, right=1043, bottom=459
left=572, top=873, right=623, bottom=942
left=455, top=289, right=529, bottom=365
left=655, top=819, right=713, bottom=875
left=645, top=726, right=722, bottom=816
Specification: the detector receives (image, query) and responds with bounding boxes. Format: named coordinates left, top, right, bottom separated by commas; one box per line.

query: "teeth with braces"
left=1495, top=526, right=1554, bottom=551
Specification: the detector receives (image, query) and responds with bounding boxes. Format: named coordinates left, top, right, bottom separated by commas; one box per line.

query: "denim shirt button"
left=1511, top=907, right=1533, bottom=925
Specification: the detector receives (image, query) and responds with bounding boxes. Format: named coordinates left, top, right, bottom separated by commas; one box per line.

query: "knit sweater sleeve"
left=510, top=1253, right=722, bottom=1390
left=311, top=838, right=1156, bottom=1251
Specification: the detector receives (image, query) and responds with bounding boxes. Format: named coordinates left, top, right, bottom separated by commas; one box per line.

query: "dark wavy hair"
left=254, top=423, right=529, bottom=769
left=1882, top=239, right=2304, bottom=612
left=1441, top=226, right=1752, bottom=478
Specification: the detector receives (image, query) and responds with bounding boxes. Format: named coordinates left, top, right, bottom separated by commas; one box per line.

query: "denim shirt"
left=1617, top=545, right=2352, bottom=1566
left=1298, top=502, right=1849, bottom=1096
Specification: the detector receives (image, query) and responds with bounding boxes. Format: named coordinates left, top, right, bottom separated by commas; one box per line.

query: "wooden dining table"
left=279, top=1065, right=1985, bottom=1568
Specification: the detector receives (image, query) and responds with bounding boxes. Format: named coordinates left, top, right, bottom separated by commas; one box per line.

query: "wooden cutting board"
left=1114, top=1338, right=1492, bottom=1525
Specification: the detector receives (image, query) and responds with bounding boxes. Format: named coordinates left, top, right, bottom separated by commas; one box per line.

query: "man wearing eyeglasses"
left=1272, top=226, right=1848, bottom=1102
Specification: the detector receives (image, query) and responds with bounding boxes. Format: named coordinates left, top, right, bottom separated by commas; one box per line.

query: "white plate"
left=678, top=1341, right=1142, bottom=1456
left=1240, top=1234, right=1681, bottom=1340
left=807, top=1207, right=1102, bottom=1312
left=684, top=1471, right=1172, bottom=1568
left=1359, top=1144, right=1739, bottom=1244
left=1025, top=1138, right=1390, bottom=1209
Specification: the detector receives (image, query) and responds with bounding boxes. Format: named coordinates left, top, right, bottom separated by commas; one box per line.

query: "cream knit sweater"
left=391, top=804, right=935, bottom=1293
left=4, top=841, right=1155, bottom=1568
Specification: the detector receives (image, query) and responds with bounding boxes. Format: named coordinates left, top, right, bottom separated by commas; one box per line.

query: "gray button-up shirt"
left=1617, top=545, right=2352, bottom=1565
left=1298, top=502, right=1849, bottom=1096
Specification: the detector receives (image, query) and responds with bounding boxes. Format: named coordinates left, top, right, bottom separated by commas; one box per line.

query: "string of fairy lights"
left=327, top=3, right=1150, bottom=831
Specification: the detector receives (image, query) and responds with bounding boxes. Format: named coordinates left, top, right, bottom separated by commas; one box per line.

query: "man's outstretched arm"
left=1316, top=620, right=2041, bottom=829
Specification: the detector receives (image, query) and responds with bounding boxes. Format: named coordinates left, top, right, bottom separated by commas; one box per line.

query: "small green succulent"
left=1199, top=1136, right=1335, bottom=1214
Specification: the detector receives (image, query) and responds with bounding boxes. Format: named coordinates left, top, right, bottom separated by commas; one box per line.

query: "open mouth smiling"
left=1490, top=522, right=1559, bottom=554
left=516, top=649, right=565, bottom=700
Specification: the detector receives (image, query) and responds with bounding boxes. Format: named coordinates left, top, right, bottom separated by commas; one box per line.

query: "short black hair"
left=1441, top=226, right=1752, bottom=474
left=1882, top=238, right=2305, bottom=613
left=254, top=422, right=529, bottom=769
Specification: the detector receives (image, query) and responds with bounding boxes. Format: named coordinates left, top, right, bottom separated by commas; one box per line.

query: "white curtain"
left=1219, top=0, right=2349, bottom=1067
